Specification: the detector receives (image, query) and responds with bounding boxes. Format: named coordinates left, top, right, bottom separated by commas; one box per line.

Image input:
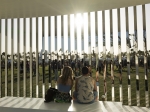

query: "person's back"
left=77, top=76, right=94, bottom=103
left=57, top=77, right=72, bottom=93
left=55, top=66, right=73, bottom=103
left=73, top=66, right=97, bottom=104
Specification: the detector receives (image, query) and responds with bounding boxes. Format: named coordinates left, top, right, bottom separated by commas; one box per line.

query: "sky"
left=0, top=4, right=150, bottom=57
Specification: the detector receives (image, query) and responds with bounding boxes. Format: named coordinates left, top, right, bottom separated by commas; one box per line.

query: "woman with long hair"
left=55, top=66, right=74, bottom=103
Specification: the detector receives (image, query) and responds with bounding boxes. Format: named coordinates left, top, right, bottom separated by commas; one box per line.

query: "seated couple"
left=55, top=66, right=98, bottom=104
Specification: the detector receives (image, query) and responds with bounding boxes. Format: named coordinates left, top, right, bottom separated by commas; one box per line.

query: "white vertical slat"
left=51, top=16, right=55, bottom=53
left=112, top=9, right=118, bottom=101
left=145, top=4, right=150, bottom=51
left=95, top=12, right=99, bottom=69
left=11, top=19, right=14, bottom=97
left=76, top=13, right=82, bottom=58
left=126, top=7, right=132, bottom=106
left=70, top=14, right=75, bottom=52
left=105, top=10, right=110, bottom=102
left=91, top=12, right=96, bottom=53
left=36, top=18, right=39, bottom=98
left=110, top=9, right=115, bottom=102
left=98, top=11, right=103, bottom=58
left=117, top=8, right=123, bottom=102
left=57, top=16, right=61, bottom=52
left=120, top=8, right=127, bottom=52
left=64, top=15, right=68, bottom=54
left=38, top=17, right=42, bottom=55
left=23, top=18, right=26, bottom=97
left=105, top=10, right=110, bottom=54
left=83, top=13, right=88, bottom=54
left=102, top=10, right=107, bottom=101
left=88, top=13, right=91, bottom=65
left=145, top=4, right=150, bottom=106
left=44, top=17, right=48, bottom=52
left=19, top=18, right=24, bottom=96
left=42, top=17, right=45, bottom=98
left=0, top=19, right=7, bottom=97
left=17, top=19, right=20, bottom=97
left=120, top=8, right=131, bottom=105
left=113, top=9, right=118, bottom=56
left=7, top=19, right=12, bottom=95
left=30, top=18, right=32, bottom=98
left=142, top=4, right=149, bottom=108
left=133, top=6, right=140, bottom=106
left=5, top=19, right=8, bottom=97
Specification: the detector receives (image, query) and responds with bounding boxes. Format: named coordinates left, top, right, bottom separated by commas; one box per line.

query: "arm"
left=75, top=78, right=78, bottom=92
left=70, top=78, right=74, bottom=90
left=93, top=79, right=97, bottom=91
left=95, top=71, right=99, bottom=82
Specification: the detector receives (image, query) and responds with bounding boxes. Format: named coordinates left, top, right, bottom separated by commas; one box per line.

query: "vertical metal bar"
left=126, top=7, right=132, bottom=106
left=11, top=19, right=14, bottom=97
left=142, top=5, right=149, bottom=107
left=49, top=54, right=51, bottom=87
left=36, top=17, right=39, bottom=98
left=88, top=12, right=91, bottom=65
left=30, top=18, right=32, bottom=98
left=61, top=15, right=64, bottom=56
left=68, top=15, right=70, bottom=65
left=110, top=9, right=115, bottom=102
left=57, top=16, right=61, bottom=52
left=5, top=19, right=8, bottom=97
left=74, top=14, right=77, bottom=55
left=117, top=8, right=123, bottom=102
left=95, top=12, right=98, bottom=69
left=133, top=6, right=140, bottom=106
left=17, top=18, right=20, bottom=97
left=42, top=52, right=45, bottom=98
left=42, top=17, right=45, bottom=98
left=102, top=10, right=107, bottom=101
left=55, top=16, right=57, bottom=60
left=95, top=11, right=99, bottom=99
left=68, top=14, right=70, bottom=46
left=23, top=18, right=27, bottom=97
left=70, top=14, right=75, bottom=53
left=81, top=13, right=84, bottom=63
left=0, top=19, right=1, bottom=98
left=48, top=17, right=51, bottom=88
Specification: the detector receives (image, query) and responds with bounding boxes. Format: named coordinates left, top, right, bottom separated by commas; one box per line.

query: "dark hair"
left=82, top=66, right=89, bottom=75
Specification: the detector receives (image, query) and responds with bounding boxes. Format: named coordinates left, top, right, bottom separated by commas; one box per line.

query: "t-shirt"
left=76, top=76, right=94, bottom=103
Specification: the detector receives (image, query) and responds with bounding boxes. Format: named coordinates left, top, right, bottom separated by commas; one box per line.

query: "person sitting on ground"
left=73, top=66, right=98, bottom=104
left=54, top=66, right=74, bottom=103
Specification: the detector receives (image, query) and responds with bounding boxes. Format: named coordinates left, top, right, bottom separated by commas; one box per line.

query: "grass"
left=1, top=64, right=150, bottom=107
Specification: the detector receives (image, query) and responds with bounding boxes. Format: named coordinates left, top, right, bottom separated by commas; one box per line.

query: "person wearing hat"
left=73, top=66, right=98, bottom=103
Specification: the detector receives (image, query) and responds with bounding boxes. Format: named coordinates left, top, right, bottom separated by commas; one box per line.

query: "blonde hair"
left=61, top=66, right=73, bottom=85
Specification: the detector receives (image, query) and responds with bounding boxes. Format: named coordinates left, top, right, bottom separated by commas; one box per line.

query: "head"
left=82, top=66, right=89, bottom=75
left=61, top=66, right=73, bottom=85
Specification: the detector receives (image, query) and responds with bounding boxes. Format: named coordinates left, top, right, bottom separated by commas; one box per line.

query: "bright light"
left=75, top=13, right=82, bottom=56
left=75, top=13, right=83, bottom=28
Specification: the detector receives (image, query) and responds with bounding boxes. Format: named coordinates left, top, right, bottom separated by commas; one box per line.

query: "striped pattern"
left=0, top=3, right=150, bottom=108
left=0, top=97, right=150, bottom=112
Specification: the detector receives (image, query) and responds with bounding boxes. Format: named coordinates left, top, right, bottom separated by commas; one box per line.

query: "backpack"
left=44, top=87, right=59, bottom=103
